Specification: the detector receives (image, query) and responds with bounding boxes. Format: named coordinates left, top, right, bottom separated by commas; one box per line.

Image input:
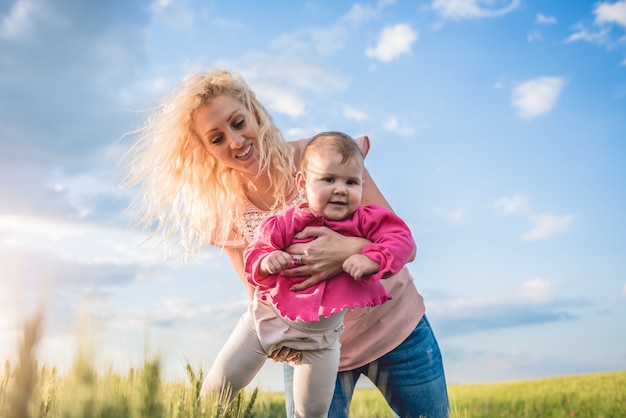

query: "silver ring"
left=292, top=254, right=303, bottom=265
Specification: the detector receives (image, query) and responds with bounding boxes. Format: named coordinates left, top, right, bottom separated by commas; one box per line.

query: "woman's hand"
left=283, top=226, right=370, bottom=291
left=269, top=346, right=303, bottom=364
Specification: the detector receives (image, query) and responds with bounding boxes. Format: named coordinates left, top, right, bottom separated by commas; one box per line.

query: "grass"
left=1, top=313, right=624, bottom=417
left=446, top=370, right=626, bottom=418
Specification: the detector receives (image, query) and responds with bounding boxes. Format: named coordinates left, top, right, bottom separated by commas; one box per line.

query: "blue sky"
left=1, top=0, right=625, bottom=392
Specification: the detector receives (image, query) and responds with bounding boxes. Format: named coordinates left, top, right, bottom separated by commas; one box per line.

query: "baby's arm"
left=259, top=250, right=293, bottom=276
left=342, top=254, right=380, bottom=281
left=356, top=205, right=416, bottom=281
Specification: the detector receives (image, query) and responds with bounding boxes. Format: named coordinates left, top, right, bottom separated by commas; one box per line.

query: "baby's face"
left=299, top=149, right=363, bottom=221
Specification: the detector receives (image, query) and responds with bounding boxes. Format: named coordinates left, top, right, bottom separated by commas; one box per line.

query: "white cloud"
left=147, top=76, right=171, bottom=95
left=234, top=53, right=350, bottom=118
left=565, top=1, right=626, bottom=47
left=272, top=0, right=394, bottom=57
left=342, top=0, right=394, bottom=26
left=284, top=127, right=319, bottom=142
left=427, top=290, right=570, bottom=325
left=0, top=213, right=162, bottom=266
left=494, top=194, right=530, bottom=214
left=159, top=298, right=247, bottom=324
left=342, top=105, right=368, bottom=121
left=446, top=208, right=467, bottom=222
left=432, top=0, right=521, bottom=20
left=527, top=30, right=543, bottom=43
left=426, top=206, right=466, bottom=223
left=149, top=0, right=194, bottom=29
left=521, top=279, right=553, bottom=302
left=594, top=0, right=626, bottom=27
left=528, top=13, right=557, bottom=43
left=511, top=77, right=566, bottom=118
left=0, top=0, right=54, bottom=40
left=310, top=25, right=350, bottom=56
left=536, top=13, right=557, bottom=25
left=254, top=85, right=307, bottom=119
left=366, top=23, right=418, bottom=63
left=565, top=26, right=610, bottom=45
left=522, top=213, right=574, bottom=240
left=382, top=115, right=416, bottom=136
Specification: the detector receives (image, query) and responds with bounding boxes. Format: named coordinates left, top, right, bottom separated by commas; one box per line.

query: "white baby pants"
left=201, top=298, right=346, bottom=418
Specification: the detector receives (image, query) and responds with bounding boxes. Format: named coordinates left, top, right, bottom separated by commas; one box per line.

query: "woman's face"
left=193, top=95, right=261, bottom=178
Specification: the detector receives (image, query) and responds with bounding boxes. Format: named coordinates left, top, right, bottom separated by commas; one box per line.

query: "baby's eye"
left=347, top=180, right=358, bottom=185
left=323, top=177, right=335, bottom=183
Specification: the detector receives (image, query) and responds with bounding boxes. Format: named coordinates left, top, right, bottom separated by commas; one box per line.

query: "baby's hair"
left=301, top=131, right=364, bottom=172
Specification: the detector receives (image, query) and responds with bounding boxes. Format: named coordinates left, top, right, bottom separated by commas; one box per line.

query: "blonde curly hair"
left=120, top=69, right=296, bottom=260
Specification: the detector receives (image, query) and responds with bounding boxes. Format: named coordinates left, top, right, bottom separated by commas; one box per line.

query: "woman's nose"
left=227, top=132, right=245, bottom=148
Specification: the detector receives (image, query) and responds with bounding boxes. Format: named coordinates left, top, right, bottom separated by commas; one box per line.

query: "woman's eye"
left=233, top=118, right=245, bottom=129
left=211, top=135, right=224, bottom=145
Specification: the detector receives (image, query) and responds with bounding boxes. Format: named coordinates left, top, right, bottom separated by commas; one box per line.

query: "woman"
left=201, top=132, right=416, bottom=417
left=121, top=69, right=449, bottom=417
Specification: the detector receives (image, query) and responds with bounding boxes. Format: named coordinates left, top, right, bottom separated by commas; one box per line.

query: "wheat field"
left=2, top=314, right=624, bottom=417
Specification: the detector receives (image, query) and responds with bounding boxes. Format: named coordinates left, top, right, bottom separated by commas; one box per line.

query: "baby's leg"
left=201, top=312, right=267, bottom=402
left=292, top=346, right=340, bottom=418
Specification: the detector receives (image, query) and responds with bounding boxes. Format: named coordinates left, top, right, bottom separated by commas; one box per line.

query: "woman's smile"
left=235, top=143, right=253, bottom=159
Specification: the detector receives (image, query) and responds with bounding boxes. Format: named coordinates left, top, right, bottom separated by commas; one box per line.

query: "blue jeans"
left=283, top=315, right=449, bottom=418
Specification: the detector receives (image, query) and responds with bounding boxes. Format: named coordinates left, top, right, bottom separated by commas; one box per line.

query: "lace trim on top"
left=241, top=191, right=307, bottom=244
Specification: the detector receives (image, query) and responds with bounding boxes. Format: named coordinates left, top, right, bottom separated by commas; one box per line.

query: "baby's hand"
left=260, top=251, right=293, bottom=275
left=342, top=254, right=379, bottom=281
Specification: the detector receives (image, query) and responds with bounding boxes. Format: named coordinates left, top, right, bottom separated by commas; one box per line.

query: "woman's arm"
left=225, top=246, right=254, bottom=300
left=361, top=167, right=392, bottom=208
left=362, top=167, right=417, bottom=262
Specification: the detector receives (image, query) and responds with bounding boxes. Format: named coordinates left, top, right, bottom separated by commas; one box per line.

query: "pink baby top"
left=243, top=203, right=415, bottom=322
